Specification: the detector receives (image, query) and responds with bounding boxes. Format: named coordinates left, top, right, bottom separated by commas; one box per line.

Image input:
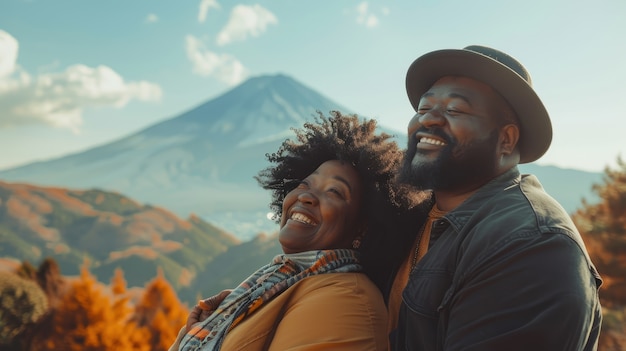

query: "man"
left=388, top=45, right=603, bottom=350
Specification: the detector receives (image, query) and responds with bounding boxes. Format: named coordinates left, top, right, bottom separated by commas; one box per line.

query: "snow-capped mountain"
left=0, top=74, right=399, bottom=217
left=0, top=73, right=602, bottom=231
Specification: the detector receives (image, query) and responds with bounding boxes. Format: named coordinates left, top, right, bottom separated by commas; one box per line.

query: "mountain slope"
left=0, top=74, right=362, bottom=216
left=0, top=180, right=239, bottom=292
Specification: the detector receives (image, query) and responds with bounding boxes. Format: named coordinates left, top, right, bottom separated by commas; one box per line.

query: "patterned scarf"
left=178, top=249, right=362, bottom=351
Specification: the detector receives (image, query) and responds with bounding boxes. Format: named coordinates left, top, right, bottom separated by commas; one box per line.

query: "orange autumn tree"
left=133, top=267, right=189, bottom=351
left=572, top=156, right=626, bottom=350
left=38, top=263, right=149, bottom=351
left=109, top=268, right=151, bottom=350
left=573, top=156, right=626, bottom=306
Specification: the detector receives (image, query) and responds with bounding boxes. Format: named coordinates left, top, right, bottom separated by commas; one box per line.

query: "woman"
left=172, top=111, right=412, bottom=351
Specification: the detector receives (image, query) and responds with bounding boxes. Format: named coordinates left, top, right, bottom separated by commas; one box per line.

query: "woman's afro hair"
left=255, top=110, right=410, bottom=223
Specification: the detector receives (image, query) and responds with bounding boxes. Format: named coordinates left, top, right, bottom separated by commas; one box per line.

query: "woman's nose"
left=297, top=191, right=318, bottom=205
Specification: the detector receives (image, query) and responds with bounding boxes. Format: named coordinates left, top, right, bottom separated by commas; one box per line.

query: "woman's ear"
left=352, top=237, right=362, bottom=249
left=351, top=224, right=368, bottom=249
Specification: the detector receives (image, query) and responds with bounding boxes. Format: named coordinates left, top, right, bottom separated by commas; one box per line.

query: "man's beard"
left=398, top=128, right=500, bottom=192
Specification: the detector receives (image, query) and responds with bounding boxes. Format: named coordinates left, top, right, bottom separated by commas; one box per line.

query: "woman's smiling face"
left=278, top=160, right=363, bottom=254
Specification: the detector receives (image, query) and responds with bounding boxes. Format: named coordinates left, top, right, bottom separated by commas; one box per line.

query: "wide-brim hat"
left=405, top=45, right=552, bottom=164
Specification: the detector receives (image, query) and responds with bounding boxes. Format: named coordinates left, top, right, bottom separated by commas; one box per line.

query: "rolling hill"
left=0, top=180, right=280, bottom=305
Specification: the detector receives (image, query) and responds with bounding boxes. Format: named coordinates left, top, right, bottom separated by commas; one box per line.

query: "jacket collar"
left=439, top=166, right=521, bottom=231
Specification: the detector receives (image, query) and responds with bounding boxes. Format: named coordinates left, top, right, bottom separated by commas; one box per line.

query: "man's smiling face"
left=399, top=76, right=507, bottom=193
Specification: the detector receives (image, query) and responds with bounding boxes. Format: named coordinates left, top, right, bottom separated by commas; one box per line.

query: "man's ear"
left=499, top=124, right=520, bottom=156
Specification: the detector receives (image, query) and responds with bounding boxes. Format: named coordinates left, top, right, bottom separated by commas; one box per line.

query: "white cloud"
left=356, top=2, right=380, bottom=28
left=185, top=35, right=246, bottom=86
left=216, top=4, right=277, bottom=46
left=198, top=0, right=220, bottom=23
left=145, top=13, right=159, bottom=23
left=0, top=30, right=19, bottom=78
left=0, top=30, right=162, bottom=132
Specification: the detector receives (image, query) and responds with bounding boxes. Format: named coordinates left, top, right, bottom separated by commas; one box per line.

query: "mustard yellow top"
left=220, top=272, right=389, bottom=351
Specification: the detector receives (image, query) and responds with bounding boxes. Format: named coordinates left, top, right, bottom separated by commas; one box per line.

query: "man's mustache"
left=408, top=127, right=454, bottom=147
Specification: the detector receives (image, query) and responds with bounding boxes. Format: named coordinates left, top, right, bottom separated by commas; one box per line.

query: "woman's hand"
left=169, top=289, right=232, bottom=351
left=185, top=289, right=232, bottom=331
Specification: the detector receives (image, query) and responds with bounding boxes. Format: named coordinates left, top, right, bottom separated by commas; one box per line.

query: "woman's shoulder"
left=292, top=272, right=384, bottom=302
left=272, top=272, right=389, bottom=350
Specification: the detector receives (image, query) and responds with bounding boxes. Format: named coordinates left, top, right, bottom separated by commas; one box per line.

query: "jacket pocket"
left=396, top=269, right=453, bottom=350
left=402, top=268, right=453, bottom=319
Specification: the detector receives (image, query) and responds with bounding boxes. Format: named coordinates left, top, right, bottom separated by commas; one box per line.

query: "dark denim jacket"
left=391, top=167, right=603, bottom=351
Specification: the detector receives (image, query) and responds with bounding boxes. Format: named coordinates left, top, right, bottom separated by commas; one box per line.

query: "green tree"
left=0, top=271, right=48, bottom=347
left=15, top=261, right=37, bottom=281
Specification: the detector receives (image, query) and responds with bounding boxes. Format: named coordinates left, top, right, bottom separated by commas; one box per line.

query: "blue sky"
left=1, top=0, right=625, bottom=173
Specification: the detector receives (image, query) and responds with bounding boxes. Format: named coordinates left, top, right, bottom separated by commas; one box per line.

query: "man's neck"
left=433, top=189, right=477, bottom=212
left=432, top=178, right=490, bottom=211
left=433, top=166, right=516, bottom=211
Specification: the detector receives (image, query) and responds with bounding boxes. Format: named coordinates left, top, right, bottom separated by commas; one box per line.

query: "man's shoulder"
left=463, top=173, right=577, bottom=239
left=518, top=173, right=575, bottom=226
left=458, top=173, right=591, bottom=259
left=484, top=173, right=570, bottom=221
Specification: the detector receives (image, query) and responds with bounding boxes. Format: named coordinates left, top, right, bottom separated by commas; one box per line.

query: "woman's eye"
left=282, top=179, right=304, bottom=195
left=328, top=188, right=345, bottom=198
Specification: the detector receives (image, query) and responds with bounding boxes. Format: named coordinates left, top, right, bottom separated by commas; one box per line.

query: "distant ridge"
left=0, top=73, right=602, bottom=228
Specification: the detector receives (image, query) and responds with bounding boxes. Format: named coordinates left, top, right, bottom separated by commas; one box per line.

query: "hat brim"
left=406, top=49, right=552, bottom=164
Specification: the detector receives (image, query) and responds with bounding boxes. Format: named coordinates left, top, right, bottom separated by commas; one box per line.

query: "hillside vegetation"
left=1, top=156, right=625, bottom=349
left=573, top=157, right=626, bottom=350
left=0, top=181, right=254, bottom=298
